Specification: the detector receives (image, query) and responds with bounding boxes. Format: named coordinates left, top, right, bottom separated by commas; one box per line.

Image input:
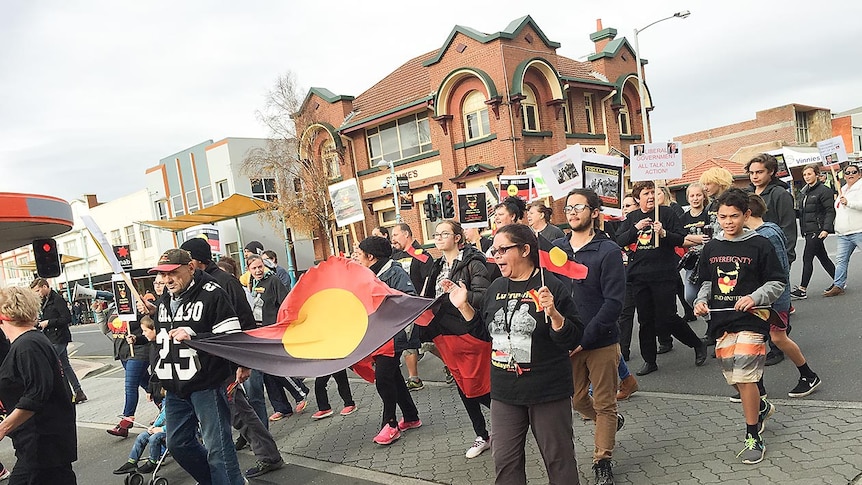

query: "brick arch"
left=434, top=67, right=499, bottom=117
left=299, top=122, right=341, bottom=160
left=510, top=57, right=563, bottom=101
left=612, top=73, right=651, bottom=114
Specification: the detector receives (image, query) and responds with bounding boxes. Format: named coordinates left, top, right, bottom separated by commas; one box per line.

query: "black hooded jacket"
left=798, top=181, right=836, bottom=235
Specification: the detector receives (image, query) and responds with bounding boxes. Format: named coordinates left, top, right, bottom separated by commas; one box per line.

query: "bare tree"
left=242, top=71, right=336, bottom=257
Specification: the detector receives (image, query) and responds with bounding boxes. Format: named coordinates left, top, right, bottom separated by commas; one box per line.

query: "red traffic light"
left=43, top=242, right=53, bottom=252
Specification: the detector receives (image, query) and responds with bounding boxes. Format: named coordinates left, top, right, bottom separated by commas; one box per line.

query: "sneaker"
left=765, top=350, right=784, bottom=366
left=823, top=285, right=845, bottom=297
left=465, top=436, right=491, bottom=458
left=294, top=400, right=308, bottom=413
left=616, top=413, right=625, bottom=432
left=729, top=392, right=766, bottom=403
left=397, top=418, right=422, bottom=431
left=137, top=460, right=157, bottom=474
left=738, top=433, right=765, bottom=464
left=73, top=389, right=88, bottom=405
left=788, top=375, right=821, bottom=398
left=789, top=305, right=796, bottom=315
left=373, top=424, right=401, bottom=445
left=113, top=461, right=138, bottom=475
left=790, top=287, right=807, bottom=300
left=245, top=458, right=284, bottom=478
left=340, top=405, right=357, bottom=416
left=312, top=409, right=333, bottom=420
left=269, top=411, right=291, bottom=422
left=593, top=458, right=614, bottom=485
left=406, top=377, right=424, bottom=391
left=443, top=366, right=455, bottom=385
left=0, top=467, right=9, bottom=481
left=758, top=398, right=775, bottom=434
left=235, top=434, right=248, bottom=450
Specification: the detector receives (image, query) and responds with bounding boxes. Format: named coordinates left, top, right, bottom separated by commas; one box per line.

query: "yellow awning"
left=138, top=194, right=275, bottom=231
left=16, top=254, right=83, bottom=271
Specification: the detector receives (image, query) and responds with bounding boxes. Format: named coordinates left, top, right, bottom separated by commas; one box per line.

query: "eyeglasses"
left=489, top=244, right=521, bottom=257
left=564, top=204, right=592, bottom=214
left=623, top=203, right=636, bottom=208
left=844, top=169, right=859, bottom=175
left=431, top=232, right=454, bottom=239
left=153, top=282, right=165, bottom=286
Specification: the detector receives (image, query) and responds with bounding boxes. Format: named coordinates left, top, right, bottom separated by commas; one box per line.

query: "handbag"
left=678, top=250, right=699, bottom=271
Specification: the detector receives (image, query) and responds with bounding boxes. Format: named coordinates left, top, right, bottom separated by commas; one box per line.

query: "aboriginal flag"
left=406, top=240, right=430, bottom=263
left=537, top=234, right=588, bottom=280
left=187, top=257, right=440, bottom=378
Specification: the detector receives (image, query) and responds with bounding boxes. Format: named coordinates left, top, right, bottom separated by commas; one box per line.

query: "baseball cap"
left=148, top=249, right=192, bottom=273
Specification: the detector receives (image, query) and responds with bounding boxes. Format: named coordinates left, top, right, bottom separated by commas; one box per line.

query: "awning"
left=138, top=193, right=275, bottom=231
left=0, top=192, right=74, bottom=253
left=16, top=254, right=83, bottom=271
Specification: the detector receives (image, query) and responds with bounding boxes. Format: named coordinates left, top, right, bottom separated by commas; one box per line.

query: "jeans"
left=571, top=343, right=620, bottom=462
left=164, top=387, right=244, bottom=485
left=129, top=430, right=166, bottom=463
left=121, top=358, right=151, bottom=417
left=618, top=356, right=631, bottom=380
left=51, top=343, right=81, bottom=393
left=801, top=233, right=835, bottom=287
left=833, top=232, right=862, bottom=289
left=244, top=369, right=268, bottom=429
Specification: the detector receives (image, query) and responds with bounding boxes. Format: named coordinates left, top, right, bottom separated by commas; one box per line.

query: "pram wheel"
left=151, top=477, right=169, bottom=485
left=126, top=473, right=145, bottom=485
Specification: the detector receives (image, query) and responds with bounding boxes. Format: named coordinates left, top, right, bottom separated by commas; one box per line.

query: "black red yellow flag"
left=537, top=234, right=588, bottom=280
left=406, top=240, right=430, bottom=263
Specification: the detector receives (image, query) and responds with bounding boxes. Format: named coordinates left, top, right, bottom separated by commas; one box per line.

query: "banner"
left=817, top=136, right=849, bottom=167
left=328, top=178, right=365, bottom=227
left=397, top=175, right=413, bottom=210
left=629, top=142, right=683, bottom=181
left=581, top=152, right=625, bottom=217
left=536, top=145, right=584, bottom=200
left=183, top=224, right=222, bottom=256
left=456, top=188, right=490, bottom=229
left=782, top=147, right=822, bottom=168
left=498, top=175, right=532, bottom=202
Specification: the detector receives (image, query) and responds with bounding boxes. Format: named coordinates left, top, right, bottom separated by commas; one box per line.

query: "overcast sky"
left=2, top=0, right=860, bottom=203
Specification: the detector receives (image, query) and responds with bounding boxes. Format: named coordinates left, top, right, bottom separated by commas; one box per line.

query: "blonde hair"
left=656, top=186, right=673, bottom=206
left=699, top=167, right=733, bottom=192
left=0, top=287, right=41, bottom=326
left=140, top=315, right=155, bottom=330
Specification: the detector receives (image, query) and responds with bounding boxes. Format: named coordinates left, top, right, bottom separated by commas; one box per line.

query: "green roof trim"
left=510, top=57, right=563, bottom=97
left=620, top=134, right=642, bottom=141
left=566, top=133, right=606, bottom=140
left=453, top=133, right=497, bottom=150
left=355, top=150, right=440, bottom=176
left=586, top=37, right=643, bottom=62
left=340, top=95, right=434, bottom=131
left=298, top=87, right=355, bottom=114
left=435, top=67, right=499, bottom=115
left=611, top=72, right=651, bottom=109
left=524, top=154, right=550, bottom=167
left=315, top=121, right=343, bottom=151
left=589, top=28, right=617, bottom=42
left=559, top=76, right=615, bottom=88
left=423, top=15, right=560, bottom=67
left=522, top=130, right=553, bottom=138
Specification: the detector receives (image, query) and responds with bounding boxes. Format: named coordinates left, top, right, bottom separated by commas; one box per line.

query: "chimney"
left=596, top=19, right=603, bottom=31
left=85, top=194, right=101, bottom=208
left=589, top=18, right=617, bottom=55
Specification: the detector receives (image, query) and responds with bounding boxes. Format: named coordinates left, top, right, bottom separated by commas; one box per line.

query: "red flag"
left=187, top=257, right=441, bottom=378
left=527, top=289, right=543, bottom=312
left=537, top=234, right=588, bottom=280
left=406, top=240, right=430, bottom=263
left=433, top=334, right=491, bottom=398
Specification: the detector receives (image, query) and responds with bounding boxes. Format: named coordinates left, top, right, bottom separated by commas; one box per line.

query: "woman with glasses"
left=792, top=164, right=836, bottom=300
left=527, top=200, right=565, bottom=242
left=447, top=224, right=582, bottom=484
left=420, top=220, right=493, bottom=458
left=825, top=163, right=862, bottom=296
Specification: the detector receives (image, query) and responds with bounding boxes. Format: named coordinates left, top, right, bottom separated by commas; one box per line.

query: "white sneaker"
left=465, top=436, right=491, bottom=458
left=0, top=467, right=9, bottom=481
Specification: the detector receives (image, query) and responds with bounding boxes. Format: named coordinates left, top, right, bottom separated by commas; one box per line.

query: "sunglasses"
left=489, top=244, right=521, bottom=257
left=844, top=169, right=859, bottom=175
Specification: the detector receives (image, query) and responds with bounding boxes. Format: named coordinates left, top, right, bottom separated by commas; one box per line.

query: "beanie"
left=358, top=236, right=392, bottom=260
left=180, top=238, right=213, bottom=263
left=244, top=240, right=264, bottom=255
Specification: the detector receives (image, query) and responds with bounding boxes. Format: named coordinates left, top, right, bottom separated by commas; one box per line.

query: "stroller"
left=121, top=421, right=171, bottom=485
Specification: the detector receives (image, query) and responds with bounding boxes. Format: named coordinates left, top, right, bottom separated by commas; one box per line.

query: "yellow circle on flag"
left=549, top=247, right=569, bottom=267
left=284, top=288, right=368, bottom=358
left=507, top=184, right=518, bottom=196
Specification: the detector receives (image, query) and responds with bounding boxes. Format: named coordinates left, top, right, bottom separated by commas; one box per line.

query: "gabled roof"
left=424, top=15, right=560, bottom=67
left=667, top=158, right=747, bottom=188
left=298, top=87, right=355, bottom=115
left=587, top=36, right=644, bottom=64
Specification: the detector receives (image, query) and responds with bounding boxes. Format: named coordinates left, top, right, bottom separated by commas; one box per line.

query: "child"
left=693, top=188, right=785, bottom=464
left=311, top=369, right=357, bottom=420
left=112, top=393, right=166, bottom=474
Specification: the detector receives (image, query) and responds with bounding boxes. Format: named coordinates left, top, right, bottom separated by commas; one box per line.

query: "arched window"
left=618, top=97, right=631, bottom=136
left=522, top=85, right=540, bottom=132
left=463, top=91, right=490, bottom=141
left=322, top=139, right=339, bottom=179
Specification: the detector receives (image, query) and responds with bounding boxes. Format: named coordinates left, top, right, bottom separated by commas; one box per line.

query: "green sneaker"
left=758, top=398, right=775, bottom=434
left=737, top=433, right=765, bottom=464
left=406, top=377, right=424, bottom=391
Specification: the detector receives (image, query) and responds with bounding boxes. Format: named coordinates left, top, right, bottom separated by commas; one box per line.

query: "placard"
left=397, top=175, right=413, bottom=210
left=456, top=188, right=489, bottom=229
left=629, top=142, right=683, bottom=181
left=536, top=145, right=584, bottom=200
left=328, top=178, right=365, bottom=227
left=498, top=175, right=533, bottom=202
left=817, top=136, right=849, bottom=167
left=112, top=274, right=137, bottom=321
left=183, top=224, right=222, bottom=256
left=581, top=152, right=625, bottom=217
left=522, top=167, right=551, bottom=200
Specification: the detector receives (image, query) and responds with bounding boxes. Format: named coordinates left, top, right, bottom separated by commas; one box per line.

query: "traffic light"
left=440, top=190, right=455, bottom=219
left=425, top=194, right=438, bottom=222
left=33, top=238, right=61, bottom=278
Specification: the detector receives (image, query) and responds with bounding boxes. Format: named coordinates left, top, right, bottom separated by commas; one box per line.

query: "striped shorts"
left=715, top=331, right=767, bottom=385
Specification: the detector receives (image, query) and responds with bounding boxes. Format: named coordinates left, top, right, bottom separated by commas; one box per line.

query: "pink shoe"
left=373, top=424, right=401, bottom=445
left=340, top=405, right=357, bottom=416
left=295, top=400, right=308, bottom=413
left=312, top=409, right=333, bottom=420
left=397, top=418, right=422, bottom=431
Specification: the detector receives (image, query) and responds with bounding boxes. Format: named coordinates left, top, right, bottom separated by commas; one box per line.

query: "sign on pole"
left=581, top=152, right=625, bottom=217
left=397, top=175, right=413, bottom=210
left=328, top=178, right=365, bottom=227
left=112, top=245, right=133, bottom=272
left=498, top=175, right=533, bottom=202
left=536, top=145, right=584, bottom=200
left=456, top=188, right=489, bottom=229
left=817, top=136, right=849, bottom=167
left=629, top=142, right=683, bottom=182
left=183, top=224, right=222, bottom=256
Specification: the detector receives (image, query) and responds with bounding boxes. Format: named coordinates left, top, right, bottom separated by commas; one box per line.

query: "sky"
left=2, top=0, right=861, bottom=203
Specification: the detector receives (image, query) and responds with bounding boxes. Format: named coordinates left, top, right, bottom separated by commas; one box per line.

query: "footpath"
left=71, top=359, right=862, bottom=485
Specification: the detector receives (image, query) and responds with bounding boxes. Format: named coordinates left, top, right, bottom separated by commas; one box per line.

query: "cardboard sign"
left=629, top=142, right=683, bottom=181
left=536, top=145, right=584, bottom=200
left=183, top=224, right=222, bottom=256
left=766, top=150, right=792, bottom=182
left=112, top=245, right=133, bottom=271
left=456, top=188, right=489, bottom=229
left=498, top=175, right=533, bottom=202
left=817, top=136, right=849, bottom=167
left=328, top=178, right=365, bottom=227
left=522, top=167, right=551, bottom=200
left=112, top=274, right=136, bottom=321
left=581, top=152, right=625, bottom=217
left=397, top=175, right=413, bottom=210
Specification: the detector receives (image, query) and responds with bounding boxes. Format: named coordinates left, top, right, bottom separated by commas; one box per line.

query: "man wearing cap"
left=179, top=239, right=284, bottom=478
left=146, top=248, right=246, bottom=485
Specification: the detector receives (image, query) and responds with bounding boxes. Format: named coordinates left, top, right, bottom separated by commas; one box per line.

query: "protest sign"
left=456, top=188, right=489, bottom=229
left=536, top=145, right=583, bottom=200
left=581, top=152, right=625, bottom=217
left=629, top=142, right=683, bottom=181
left=817, top=136, right=849, bottom=167
left=498, top=175, right=533, bottom=201
left=328, top=178, right=365, bottom=227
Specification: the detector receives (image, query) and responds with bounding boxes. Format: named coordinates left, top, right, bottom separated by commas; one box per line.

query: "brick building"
left=832, top=106, right=862, bottom=158
left=292, top=16, right=652, bottom=258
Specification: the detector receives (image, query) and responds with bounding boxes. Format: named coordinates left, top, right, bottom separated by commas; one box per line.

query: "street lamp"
left=376, top=159, right=402, bottom=223
left=633, top=10, right=690, bottom=143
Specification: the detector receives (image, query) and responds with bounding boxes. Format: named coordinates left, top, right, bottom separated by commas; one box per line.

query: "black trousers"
left=315, top=369, right=355, bottom=411
left=801, top=233, right=835, bottom=287
left=457, top=386, right=491, bottom=440
left=632, top=278, right=701, bottom=365
left=618, top=283, right=635, bottom=359
left=374, top=355, right=419, bottom=428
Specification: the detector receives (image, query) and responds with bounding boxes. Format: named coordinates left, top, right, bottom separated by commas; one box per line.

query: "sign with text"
left=767, top=150, right=792, bottom=182
left=581, top=152, right=625, bottom=218
left=183, top=224, right=222, bottom=256
left=397, top=175, right=413, bottom=210
left=536, top=145, right=584, bottom=200
left=112, top=245, right=133, bottom=271
left=328, top=178, right=365, bottom=227
left=112, top=274, right=136, bottom=321
left=498, top=175, right=533, bottom=202
left=523, top=167, right=552, bottom=200
left=629, top=142, right=683, bottom=181
left=782, top=147, right=822, bottom=168
left=456, top=188, right=489, bottom=229
left=817, top=136, right=849, bottom=167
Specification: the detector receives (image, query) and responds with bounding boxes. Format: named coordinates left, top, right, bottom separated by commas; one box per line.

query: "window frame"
left=250, top=178, right=278, bottom=202
left=141, top=227, right=153, bottom=249
left=618, top=98, right=631, bottom=136
left=366, top=112, right=433, bottom=164
left=110, top=229, right=122, bottom=246
left=215, top=180, right=230, bottom=202
left=796, top=111, right=809, bottom=144
left=155, top=200, right=169, bottom=220
left=463, top=91, right=491, bottom=141
left=124, top=225, right=137, bottom=251
left=584, top=93, right=595, bottom=134
left=521, top=85, right=540, bottom=132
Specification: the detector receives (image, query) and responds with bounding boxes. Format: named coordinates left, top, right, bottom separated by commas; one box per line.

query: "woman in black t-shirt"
left=680, top=182, right=712, bottom=306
